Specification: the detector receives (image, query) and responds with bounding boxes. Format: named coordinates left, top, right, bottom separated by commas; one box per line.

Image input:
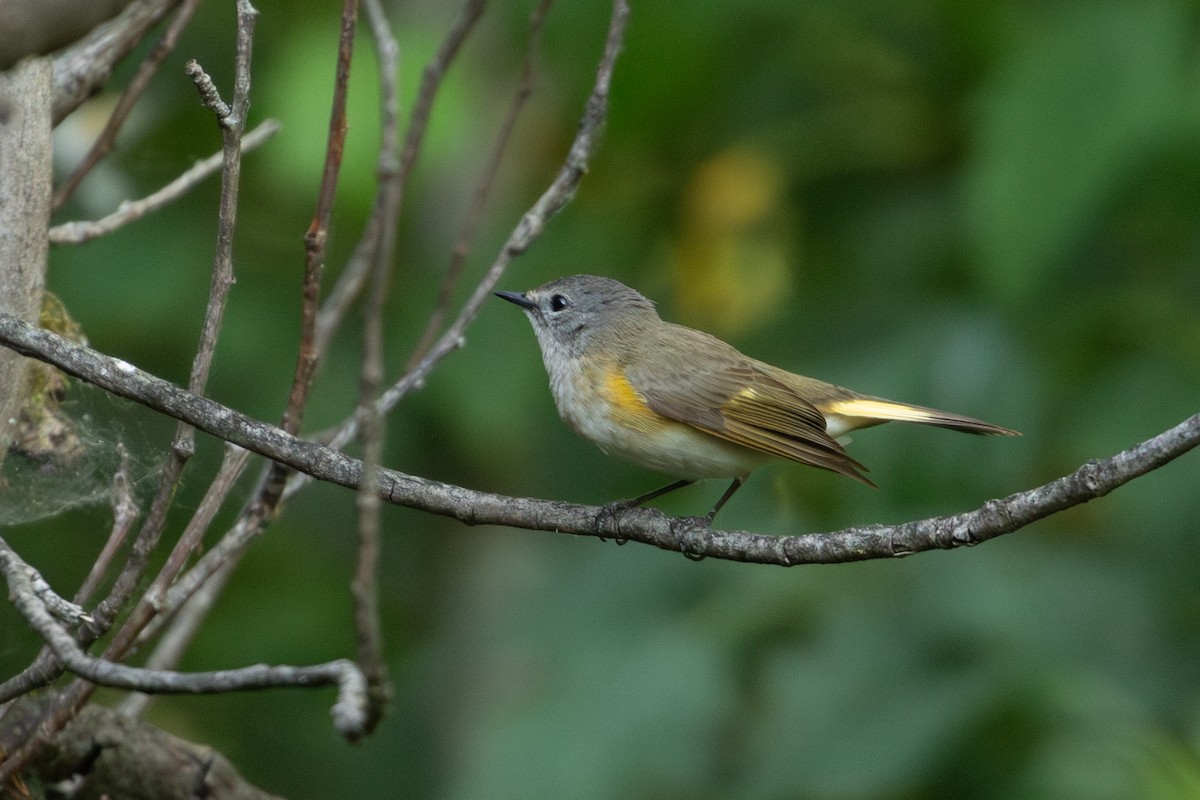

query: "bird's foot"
left=669, top=515, right=714, bottom=560
left=594, top=497, right=644, bottom=544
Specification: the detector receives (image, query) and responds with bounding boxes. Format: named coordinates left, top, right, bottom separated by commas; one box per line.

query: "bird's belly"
left=602, top=420, right=769, bottom=479
left=550, top=359, right=768, bottom=479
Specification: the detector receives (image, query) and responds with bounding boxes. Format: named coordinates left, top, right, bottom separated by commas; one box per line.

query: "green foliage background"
left=4, top=0, right=1200, bottom=797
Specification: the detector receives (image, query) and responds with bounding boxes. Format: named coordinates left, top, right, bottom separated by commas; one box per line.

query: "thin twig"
left=3, top=314, right=1196, bottom=566
left=398, top=0, right=487, bottom=179
left=52, top=0, right=204, bottom=211
left=117, top=559, right=237, bottom=718
left=279, top=0, right=358, bottom=442
left=146, top=445, right=252, bottom=610
left=406, top=0, right=553, bottom=368
left=73, top=443, right=140, bottom=607
left=148, top=0, right=489, bottom=671
left=351, top=0, right=403, bottom=734
left=185, top=6, right=255, bottom=407
left=0, top=543, right=92, bottom=628
left=376, top=0, right=626, bottom=414
left=185, top=59, right=232, bottom=122
left=49, top=119, right=281, bottom=245
left=313, top=0, right=487, bottom=358
left=153, top=510, right=266, bottom=646
left=113, top=444, right=251, bottom=721
left=132, top=446, right=252, bottom=635
left=108, top=6, right=364, bottom=708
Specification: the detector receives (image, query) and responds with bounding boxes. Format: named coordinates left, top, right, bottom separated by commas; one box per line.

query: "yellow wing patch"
left=602, top=365, right=666, bottom=433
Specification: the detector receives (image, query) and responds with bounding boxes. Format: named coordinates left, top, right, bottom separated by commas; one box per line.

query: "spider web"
left=0, top=384, right=163, bottom=527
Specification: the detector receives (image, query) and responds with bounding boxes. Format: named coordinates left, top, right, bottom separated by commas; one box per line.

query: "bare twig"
left=66, top=0, right=261, bottom=689
left=377, top=0, right=627, bottom=417
left=351, top=0, right=403, bottom=734
left=136, top=445, right=252, bottom=639
left=117, top=559, right=238, bottom=719
left=186, top=5, right=255, bottom=402
left=313, top=0, right=486, bottom=358
left=73, top=443, right=140, bottom=607
left=49, top=119, right=281, bottom=245
left=0, top=542, right=91, bottom=628
left=52, top=0, right=204, bottom=211
left=146, top=0, right=493, bottom=680
left=407, top=0, right=553, bottom=368
left=279, top=0, right=358, bottom=444
left=185, top=59, right=232, bottom=123
left=3, top=315, right=1196, bottom=565
left=400, top=0, right=487, bottom=179
left=152, top=509, right=268, bottom=646
left=115, top=443, right=251, bottom=720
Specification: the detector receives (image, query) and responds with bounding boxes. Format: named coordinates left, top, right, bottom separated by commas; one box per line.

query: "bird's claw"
left=669, top=515, right=712, bottom=560
left=594, top=498, right=640, bottom=544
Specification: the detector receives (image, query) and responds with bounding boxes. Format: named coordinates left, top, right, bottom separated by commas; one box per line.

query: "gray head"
left=495, top=275, right=660, bottom=361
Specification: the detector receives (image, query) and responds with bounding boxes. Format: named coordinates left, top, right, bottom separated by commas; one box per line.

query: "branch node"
left=173, top=436, right=196, bottom=460
left=889, top=525, right=917, bottom=556
left=1080, top=459, right=1104, bottom=494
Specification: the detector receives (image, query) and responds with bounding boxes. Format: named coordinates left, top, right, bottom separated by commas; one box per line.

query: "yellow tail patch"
left=822, top=397, right=1019, bottom=436
left=824, top=398, right=939, bottom=423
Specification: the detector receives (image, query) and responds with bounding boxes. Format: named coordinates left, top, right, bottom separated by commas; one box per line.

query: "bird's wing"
left=624, top=325, right=874, bottom=486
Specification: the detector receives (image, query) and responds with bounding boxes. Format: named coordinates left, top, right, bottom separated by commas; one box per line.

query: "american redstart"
left=497, top=275, right=1018, bottom=520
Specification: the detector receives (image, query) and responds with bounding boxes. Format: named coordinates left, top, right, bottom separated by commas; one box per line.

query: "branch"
left=352, top=0, right=401, bottom=735
left=27, top=704, right=283, bottom=800
left=51, top=0, right=182, bottom=124
left=73, top=442, right=140, bottom=607
left=0, top=58, right=52, bottom=460
left=51, top=0, right=204, bottom=210
left=0, top=5, right=267, bottom=750
left=0, top=536, right=369, bottom=739
left=2, top=314, right=1196, bottom=564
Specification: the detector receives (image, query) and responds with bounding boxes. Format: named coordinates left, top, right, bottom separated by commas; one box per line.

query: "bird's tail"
left=820, top=396, right=1020, bottom=437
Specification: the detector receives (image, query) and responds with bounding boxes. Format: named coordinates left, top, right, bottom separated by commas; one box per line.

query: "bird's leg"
left=625, top=478, right=697, bottom=508
left=666, top=477, right=746, bottom=561
left=703, top=476, right=745, bottom=523
left=595, top=479, right=695, bottom=537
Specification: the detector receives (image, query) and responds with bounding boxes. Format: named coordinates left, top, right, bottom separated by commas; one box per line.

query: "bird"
left=496, top=275, right=1018, bottom=521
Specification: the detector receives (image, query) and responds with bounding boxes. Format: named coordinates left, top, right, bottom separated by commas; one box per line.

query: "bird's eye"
left=548, top=294, right=570, bottom=312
